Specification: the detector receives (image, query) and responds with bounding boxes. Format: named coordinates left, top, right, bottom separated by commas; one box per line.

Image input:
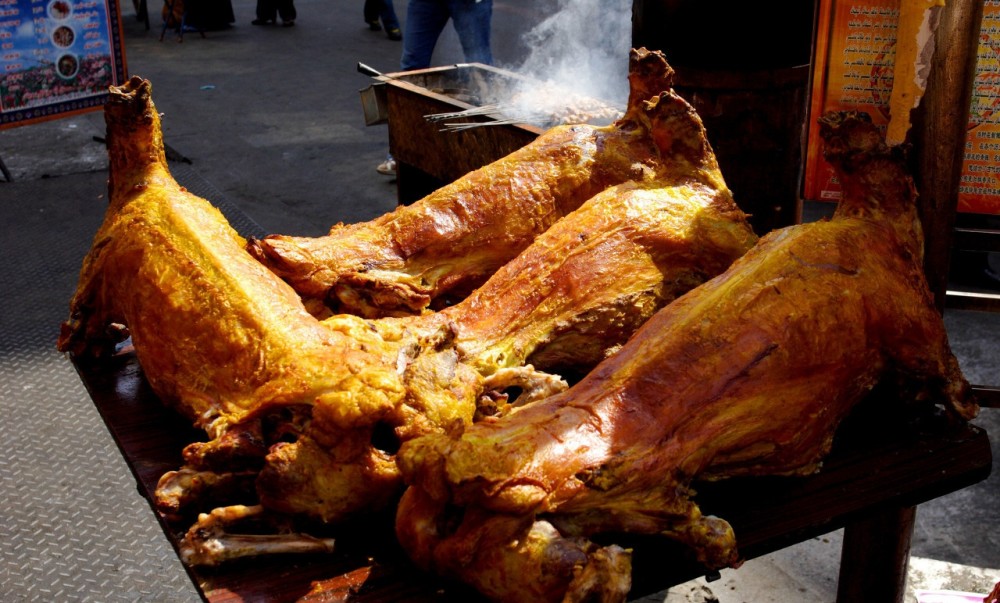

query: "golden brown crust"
left=393, top=113, right=976, bottom=601
left=247, top=49, right=690, bottom=318
left=59, top=57, right=757, bottom=567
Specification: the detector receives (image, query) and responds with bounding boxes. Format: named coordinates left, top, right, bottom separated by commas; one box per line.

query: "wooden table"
left=71, top=350, right=992, bottom=603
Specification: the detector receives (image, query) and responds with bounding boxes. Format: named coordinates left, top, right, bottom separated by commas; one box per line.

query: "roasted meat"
left=169, top=93, right=757, bottom=560
left=59, top=73, right=756, bottom=565
left=246, top=48, right=689, bottom=318
left=393, top=112, right=978, bottom=602
left=56, top=77, right=401, bottom=443
left=250, top=121, right=757, bottom=526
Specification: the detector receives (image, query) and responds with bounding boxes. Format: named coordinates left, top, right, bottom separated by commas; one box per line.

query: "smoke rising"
left=506, top=0, right=633, bottom=107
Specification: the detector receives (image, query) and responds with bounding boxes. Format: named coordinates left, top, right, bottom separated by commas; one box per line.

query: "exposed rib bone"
left=478, top=365, right=568, bottom=418
left=155, top=468, right=258, bottom=519
left=179, top=505, right=335, bottom=567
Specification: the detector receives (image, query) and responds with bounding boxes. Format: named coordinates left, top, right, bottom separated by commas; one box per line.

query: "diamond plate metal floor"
left=0, top=168, right=240, bottom=603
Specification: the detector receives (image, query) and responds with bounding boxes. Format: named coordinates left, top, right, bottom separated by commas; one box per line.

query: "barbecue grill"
left=360, top=62, right=621, bottom=204
left=359, top=60, right=805, bottom=234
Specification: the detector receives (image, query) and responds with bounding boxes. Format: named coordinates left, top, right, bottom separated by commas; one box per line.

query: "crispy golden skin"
left=247, top=48, right=687, bottom=318
left=178, top=88, right=756, bottom=530
left=254, top=107, right=758, bottom=523
left=394, top=112, right=978, bottom=602
left=58, top=67, right=757, bottom=565
left=56, top=77, right=403, bottom=440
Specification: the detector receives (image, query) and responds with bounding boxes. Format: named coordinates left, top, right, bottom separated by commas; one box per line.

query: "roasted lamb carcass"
left=57, top=77, right=403, bottom=442
left=58, top=77, right=418, bottom=534
left=249, top=143, right=757, bottom=525
left=394, top=112, right=979, bottom=603
left=247, top=48, right=687, bottom=318
left=59, top=74, right=756, bottom=565
left=162, top=92, right=758, bottom=560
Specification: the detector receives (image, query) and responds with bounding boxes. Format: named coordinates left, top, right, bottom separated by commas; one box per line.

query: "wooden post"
left=836, top=506, right=917, bottom=603
left=911, top=0, right=985, bottom=311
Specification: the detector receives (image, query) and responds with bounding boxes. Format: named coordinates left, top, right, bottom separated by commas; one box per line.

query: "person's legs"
left=449, top=0, right=492, bottom=64
left=253, top=0, right=277, bottom=24
left=364, top=0, right=380, bottom=27
left=400, top=0, right=450, bottom=71
left=276, top=0, right=295, bottom=24
left=380, top=0, right=401, bottom=34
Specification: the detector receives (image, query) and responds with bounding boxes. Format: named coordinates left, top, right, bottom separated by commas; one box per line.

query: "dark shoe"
left=367, top=20, right=381, bottom=31
left=386, top=28, right=402, bottom=41
left=251, top=18, right=273, bottom=25
left=282, top=20, right=294, bottom=27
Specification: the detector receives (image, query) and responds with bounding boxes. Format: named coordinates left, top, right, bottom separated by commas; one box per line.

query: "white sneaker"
left=376, top=157, right=397, bottom=176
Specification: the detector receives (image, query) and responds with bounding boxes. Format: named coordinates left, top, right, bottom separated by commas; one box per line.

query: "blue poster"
left=0, top=0, right=127, bottom=128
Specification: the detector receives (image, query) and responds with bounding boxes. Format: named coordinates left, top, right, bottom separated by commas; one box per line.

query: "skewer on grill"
left=439, top=117, right=545, bottom=131
left=424, top=105, right=505, bottom=122
left=426, top=100, right=624, bottom=131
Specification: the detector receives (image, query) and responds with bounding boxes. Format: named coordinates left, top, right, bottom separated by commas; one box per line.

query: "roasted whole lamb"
left=393, top=112, right=979, bottom=602
left=58, top=68, right=756, bottom=564
left=247, top=48, right=691, bottom=318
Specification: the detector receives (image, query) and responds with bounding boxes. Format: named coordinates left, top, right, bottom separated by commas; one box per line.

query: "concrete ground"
left=1, top=0, right=997, bottom=601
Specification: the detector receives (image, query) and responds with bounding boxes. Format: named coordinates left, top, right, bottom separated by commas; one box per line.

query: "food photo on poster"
left=0, top=0, right=127, bottom=128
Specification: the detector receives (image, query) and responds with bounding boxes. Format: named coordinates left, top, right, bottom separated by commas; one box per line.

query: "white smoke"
left=507, top=0, right=632, bottom=108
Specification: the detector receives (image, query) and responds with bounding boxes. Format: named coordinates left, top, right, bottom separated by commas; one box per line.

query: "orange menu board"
left=964, top=0, right=1000, bottom=215
left=804, top=0, right=1000, bottom=215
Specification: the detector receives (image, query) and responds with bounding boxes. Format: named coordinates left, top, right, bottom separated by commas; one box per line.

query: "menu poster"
left=804, top=0, right=1000, bottom=216
left=961, top=1, right=1000, bottom=215
left=0, top=0, right=127, bottom=129
left=803, top=0, right=907, bottom=203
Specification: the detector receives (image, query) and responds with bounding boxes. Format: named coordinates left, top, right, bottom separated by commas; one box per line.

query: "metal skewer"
left=439, top=115, right=550, bottom=131
left=424, top=104, right=505, bottom=122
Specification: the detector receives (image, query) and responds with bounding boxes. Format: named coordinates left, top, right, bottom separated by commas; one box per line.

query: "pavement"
left=1, top=1, right=998, bottom=601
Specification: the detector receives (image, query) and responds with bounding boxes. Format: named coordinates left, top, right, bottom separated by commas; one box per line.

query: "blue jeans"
left=400, top=0, right=493, bottom=71
left=364, top=0, right=400, bottom=31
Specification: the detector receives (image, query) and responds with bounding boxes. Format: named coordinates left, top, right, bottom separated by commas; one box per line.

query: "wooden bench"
left=70, top=351, right=991, bottom=602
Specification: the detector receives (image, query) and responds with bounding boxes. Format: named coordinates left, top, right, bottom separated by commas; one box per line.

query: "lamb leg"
left=57, top=77, right=407, bottom=442
left=396, top=487, right=633, bottom=603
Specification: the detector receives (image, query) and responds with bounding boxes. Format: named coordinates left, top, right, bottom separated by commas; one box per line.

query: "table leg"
left=836, top=505, right=916, bottom=603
